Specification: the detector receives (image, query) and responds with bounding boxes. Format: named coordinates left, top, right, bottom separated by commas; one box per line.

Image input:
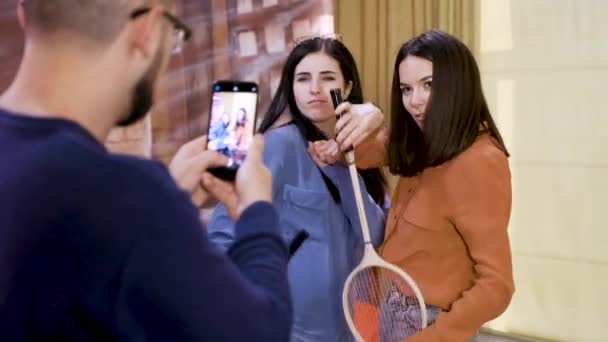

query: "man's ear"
left=128, top=5, right=164, bottom=60
left=17, top=1, right=26, bottom=30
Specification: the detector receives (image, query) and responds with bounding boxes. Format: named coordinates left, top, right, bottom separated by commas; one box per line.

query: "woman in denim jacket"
left=208, top=36, right=387, bottom=342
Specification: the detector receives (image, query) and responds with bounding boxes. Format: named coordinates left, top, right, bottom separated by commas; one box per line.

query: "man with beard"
left=0, top=1, right=292, bottom=341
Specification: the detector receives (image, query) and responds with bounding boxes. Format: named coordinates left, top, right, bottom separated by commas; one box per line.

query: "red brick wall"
left=0, top=0, right=334, bottom=165
left=151, top=0, right=334, bottom=162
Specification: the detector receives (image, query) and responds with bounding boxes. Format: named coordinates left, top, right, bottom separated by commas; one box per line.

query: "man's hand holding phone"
left=169, top=135, right=230, bottom=207
left=201, top=135, right=271, bottom=220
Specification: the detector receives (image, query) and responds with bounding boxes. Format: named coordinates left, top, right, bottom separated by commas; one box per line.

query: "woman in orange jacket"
left=317, top=29, right=514, bottom=341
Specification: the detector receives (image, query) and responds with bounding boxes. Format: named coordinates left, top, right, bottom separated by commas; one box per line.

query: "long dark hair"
left=387, top=29, right=509, bottom=177
left=259, top=37, right=387, bottom=205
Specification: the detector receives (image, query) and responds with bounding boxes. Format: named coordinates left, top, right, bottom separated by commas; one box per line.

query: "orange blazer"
left=357, top=131, right=514, bottom=341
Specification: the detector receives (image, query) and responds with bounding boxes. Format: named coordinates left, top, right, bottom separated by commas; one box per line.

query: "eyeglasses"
left=292, top=33, right=343, bottom=47
left=130, top=7, right=192, bottom=55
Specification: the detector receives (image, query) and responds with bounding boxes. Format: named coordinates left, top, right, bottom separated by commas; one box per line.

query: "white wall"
left=479, top=1, right=608, bottom=341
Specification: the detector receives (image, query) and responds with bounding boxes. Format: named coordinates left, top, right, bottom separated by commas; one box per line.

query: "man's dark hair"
left=21, top=0, right=172, bottom=43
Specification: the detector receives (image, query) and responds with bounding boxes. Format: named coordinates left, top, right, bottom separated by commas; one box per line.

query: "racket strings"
left=346, top=266, right=424, bottom=341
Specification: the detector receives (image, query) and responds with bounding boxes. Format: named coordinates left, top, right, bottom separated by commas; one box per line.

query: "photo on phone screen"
left=206, top=81, right=258, bottom=180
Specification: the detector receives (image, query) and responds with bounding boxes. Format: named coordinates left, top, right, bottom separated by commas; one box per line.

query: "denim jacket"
left=208, top=124, right=386, bottom=342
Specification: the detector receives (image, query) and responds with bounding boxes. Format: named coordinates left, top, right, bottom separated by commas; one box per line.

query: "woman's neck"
left=313, top=118, right=335, bottom=139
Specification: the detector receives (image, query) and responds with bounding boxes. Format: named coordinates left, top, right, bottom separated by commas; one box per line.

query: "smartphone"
left=206, top=80, right=258, bottom=181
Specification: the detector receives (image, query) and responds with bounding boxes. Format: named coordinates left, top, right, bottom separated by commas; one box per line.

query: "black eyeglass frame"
left=130, top=7, right=192, bottom=42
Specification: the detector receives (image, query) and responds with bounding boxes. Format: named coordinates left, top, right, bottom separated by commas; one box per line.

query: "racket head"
left=342, top=252, right=427, bottom=341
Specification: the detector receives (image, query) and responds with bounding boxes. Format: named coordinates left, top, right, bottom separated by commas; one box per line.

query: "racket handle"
left=330, top=88, right=343, bottom=110
left=330, top=88, right=354, bottom=153
left=331, top=89, right=371, bottom=244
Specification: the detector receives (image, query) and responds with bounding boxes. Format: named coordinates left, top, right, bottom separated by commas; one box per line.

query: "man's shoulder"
left=67, top=148, right=199, bottom=240
left=108, top=153, right=176, bottom=188
left=54, top=138, right=173, bottom=188
left=35, top=136, right=183, bottom=210
left=96, top=154, right=186, bottom=210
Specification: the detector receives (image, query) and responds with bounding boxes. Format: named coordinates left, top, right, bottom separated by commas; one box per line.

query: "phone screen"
left=207, top=81, right=258, bottom=175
